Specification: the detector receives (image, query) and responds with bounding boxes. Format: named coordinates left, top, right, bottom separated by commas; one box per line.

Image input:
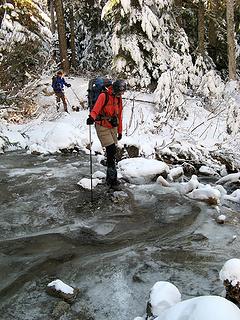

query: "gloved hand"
left=87, top=116, right=94, bottom=125
left=66, top=83, right=71, bottom=87
left=117, top=133, right=122, bottom=141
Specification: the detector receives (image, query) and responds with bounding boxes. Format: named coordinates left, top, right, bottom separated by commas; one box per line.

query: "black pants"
left=106, top=143, right=117, bottom=186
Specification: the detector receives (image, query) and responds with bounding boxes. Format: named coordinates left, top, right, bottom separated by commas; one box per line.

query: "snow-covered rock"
left=216, top=214, right=226, bottom=224
left=46, top=279, right=79, bottom=303
left=92, top=171, right=106, bottom=179
left=216, top=172, right=240, bottom=185
left=187, top=184, right=221, bottom=205
left=155, top=296, right=240, bottom=320
left=167, top=166, right=184, bottom=181
left=223, top=189, right=240, bottom=203
left=156, top=176, right=170, bottom=187
left=77, top=178, right=103, bottom=189
left=219, top=258, right=240, bottom=306
left=118, top=158, right=169, bottom=184
left=147, top=281, right=181, bottom=318
left=219, top=259, right=240, bottom=286
left=199, top=165, right=218, bottom=176
left=179, top=175, right=199, bottom=194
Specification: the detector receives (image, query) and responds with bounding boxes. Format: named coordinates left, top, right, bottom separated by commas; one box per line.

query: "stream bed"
left=0, top=151, right=239, bottom=320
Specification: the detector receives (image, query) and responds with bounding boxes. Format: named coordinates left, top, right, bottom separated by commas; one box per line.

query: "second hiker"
left=86, top=79, right=127, bottom=189
left=52, top=70, right=71, bottom=112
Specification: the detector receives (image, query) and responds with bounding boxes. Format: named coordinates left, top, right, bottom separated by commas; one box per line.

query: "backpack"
left=52, top=76, right=61, bottom=92
left=87, top=77, right=112, bottom=111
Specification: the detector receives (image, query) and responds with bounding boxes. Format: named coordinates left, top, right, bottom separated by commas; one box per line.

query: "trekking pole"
left=66, top=97, right=72, bottom=109
left=89, top=124, right=93, bottom=202
left=70, top=87, right=85, bottom=109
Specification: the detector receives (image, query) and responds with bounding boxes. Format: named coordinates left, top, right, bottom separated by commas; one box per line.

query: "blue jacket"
left=52, top=76, right=69, bottom=93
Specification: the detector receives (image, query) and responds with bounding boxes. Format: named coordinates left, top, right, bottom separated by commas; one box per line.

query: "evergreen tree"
left=175, top=0, right=239, bottom=77
left=102, top=0, right=201, bottom=110
left=72, top=0, right=112, bottom=73
left=103, top=0, right=193, bottom=90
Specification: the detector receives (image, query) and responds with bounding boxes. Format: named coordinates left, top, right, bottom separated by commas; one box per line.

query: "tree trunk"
left=226, top=0, right=236, bottom=80
left=69, top=5, right=77, bottom=69
left=208, top=0, right=218, bottom=62
left=174, top=0, right=183, bottom=27
left=49, top=0, right=55, bottom=34
left=54, top=0, right=70, bottom=74
left=198, top=0, right=205, bottom=55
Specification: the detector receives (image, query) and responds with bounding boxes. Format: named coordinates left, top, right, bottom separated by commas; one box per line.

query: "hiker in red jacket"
left=86, top=80, right=127, bottom=189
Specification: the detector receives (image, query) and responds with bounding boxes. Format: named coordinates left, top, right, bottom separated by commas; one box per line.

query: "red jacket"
left=90, top=86, right=123, bottom=134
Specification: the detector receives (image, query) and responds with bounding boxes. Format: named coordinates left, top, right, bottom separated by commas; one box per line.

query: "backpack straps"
left=103, top=91, right=109, bottom=108
left=95, top=92, right=109, bottom=121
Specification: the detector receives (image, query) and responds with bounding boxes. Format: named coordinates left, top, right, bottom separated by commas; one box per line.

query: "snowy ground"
left=0, top=76, right=240, bottom=167
left=1, top=76, right=240, bottom=204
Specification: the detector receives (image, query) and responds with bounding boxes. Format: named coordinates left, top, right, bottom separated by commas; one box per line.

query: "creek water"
left=0, top=151, right=239, bottom=320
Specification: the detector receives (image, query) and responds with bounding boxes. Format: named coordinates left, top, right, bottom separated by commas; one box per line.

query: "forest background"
left=0, top=0, right=239, bottom=146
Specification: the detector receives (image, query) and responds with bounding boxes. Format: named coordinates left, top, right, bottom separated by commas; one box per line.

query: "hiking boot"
left=107, top=178, right=121, bottom=189
left=109, top=181, right=122, bottom=191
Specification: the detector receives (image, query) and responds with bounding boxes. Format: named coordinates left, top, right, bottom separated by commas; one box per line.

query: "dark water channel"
left=0, top=151, right=239, bottom=320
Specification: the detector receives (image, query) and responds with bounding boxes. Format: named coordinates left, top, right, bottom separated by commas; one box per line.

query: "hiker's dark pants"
left=55, top=91, right=68, bottom=111
left=106, top=143, right=117, bottom=186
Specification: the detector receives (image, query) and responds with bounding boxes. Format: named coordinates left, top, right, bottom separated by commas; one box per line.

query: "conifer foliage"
left=73, top=0, right=112, bottom=73
left=0, top=0, right=52, bottom=92
left=103, top=0, right=192, bottom=89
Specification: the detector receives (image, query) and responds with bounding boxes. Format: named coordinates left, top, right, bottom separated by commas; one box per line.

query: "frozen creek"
left=0, top=151, right=239, bottom=320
